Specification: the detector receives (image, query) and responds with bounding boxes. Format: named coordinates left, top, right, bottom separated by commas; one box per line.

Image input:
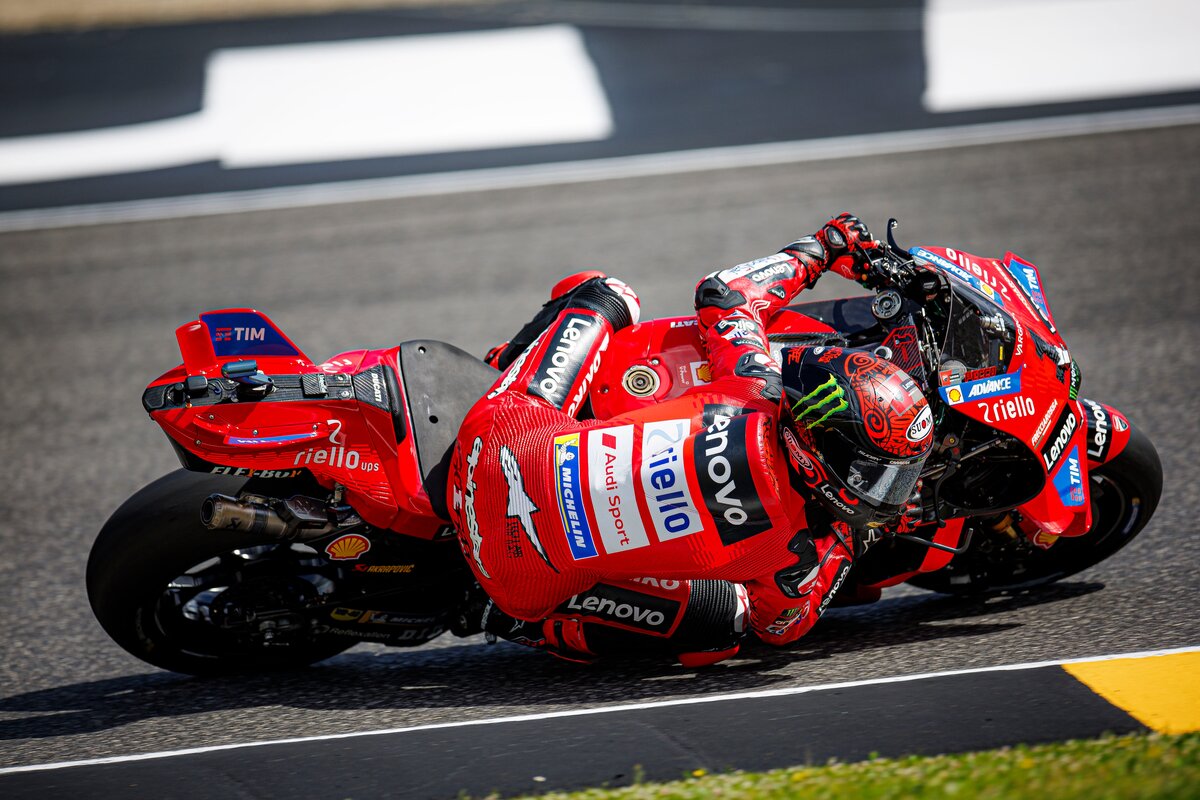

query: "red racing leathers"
left=448, top=215, right=878, bottom=659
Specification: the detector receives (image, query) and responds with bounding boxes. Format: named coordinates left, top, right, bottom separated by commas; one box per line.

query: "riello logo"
left=295, top=446, right=362, bottom=470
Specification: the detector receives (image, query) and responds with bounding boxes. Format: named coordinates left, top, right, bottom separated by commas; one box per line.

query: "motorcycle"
left=88, top=220, right=1162, bottom=674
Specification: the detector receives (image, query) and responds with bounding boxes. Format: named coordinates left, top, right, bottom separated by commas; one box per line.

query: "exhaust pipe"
left=201, top=494, right=289, bottom=538
left=201, top=493, right=351, bottom=541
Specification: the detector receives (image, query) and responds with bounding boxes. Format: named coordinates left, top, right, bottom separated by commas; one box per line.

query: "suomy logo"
left=782, top=426, right=811, bottom=471
left=905, top=406, right=933, bottom=442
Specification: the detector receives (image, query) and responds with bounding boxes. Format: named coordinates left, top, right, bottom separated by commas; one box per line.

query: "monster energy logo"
left=792, top=376, right=847, bottom=427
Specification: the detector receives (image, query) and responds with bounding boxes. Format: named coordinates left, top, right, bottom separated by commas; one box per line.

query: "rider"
left=449, top=214, right=933, bottom=665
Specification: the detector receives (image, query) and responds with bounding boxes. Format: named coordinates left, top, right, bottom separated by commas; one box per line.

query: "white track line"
left=1, top=644, right=1195, bottom=776
left=3, top=103, right=1199, bottom=234
left=925, top=0, right=1200, bottom=112
left=0, top=26, right=612, bottom=186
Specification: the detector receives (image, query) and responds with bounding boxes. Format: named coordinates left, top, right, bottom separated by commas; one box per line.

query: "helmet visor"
left=844, top=457, right=923, bottom=506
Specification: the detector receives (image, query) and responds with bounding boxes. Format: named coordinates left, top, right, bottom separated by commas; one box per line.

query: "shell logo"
left=325, top=533, right=371, bottom=560
left=946, top=387, right=963, bottom=404
left=1031, top=530, right=1060, bottom=551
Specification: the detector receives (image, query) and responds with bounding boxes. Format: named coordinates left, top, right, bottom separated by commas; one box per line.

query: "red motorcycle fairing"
left=598, top=245, right=1120, bottom=543
left=145, top=309, right=443, bottom=539
left=913, top=246, right=1092, bottom=536
left=1079, top=398, right=1133, bottom=469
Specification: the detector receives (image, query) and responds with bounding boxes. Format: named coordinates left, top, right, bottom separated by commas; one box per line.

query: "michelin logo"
left=554, top=433, right=598, bottom=560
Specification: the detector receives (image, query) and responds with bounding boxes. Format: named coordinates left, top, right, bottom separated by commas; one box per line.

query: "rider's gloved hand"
left=818, top=213, right=880, bottom=283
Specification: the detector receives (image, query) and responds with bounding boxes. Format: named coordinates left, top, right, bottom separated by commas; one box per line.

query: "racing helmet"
left=779, top=345, right=934, bottom=527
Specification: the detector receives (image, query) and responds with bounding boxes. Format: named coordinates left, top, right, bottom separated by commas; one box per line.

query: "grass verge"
left=492, top=732, right=1199, bottom=800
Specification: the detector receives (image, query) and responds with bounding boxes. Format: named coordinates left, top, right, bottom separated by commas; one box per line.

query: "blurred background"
left=2, top=0, right=1199, bottom=213
left=1, top=0, right=1198, bottom=772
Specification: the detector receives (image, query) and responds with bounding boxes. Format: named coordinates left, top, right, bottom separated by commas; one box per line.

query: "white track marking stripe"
left=1, top=644, right=1196, bottom=775
left=0, top=25, right=610, bottom=186
left=2, top=104, right=1199, bottom=234
left=925, top=0, right=1200, bottom=112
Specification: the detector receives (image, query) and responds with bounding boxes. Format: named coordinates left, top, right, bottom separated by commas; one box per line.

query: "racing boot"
left=481, top=600, right=597, bottom=664
left=485, top=272, right=636, bottom=370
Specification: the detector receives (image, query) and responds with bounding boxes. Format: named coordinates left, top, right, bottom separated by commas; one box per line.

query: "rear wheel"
left=907, top=422, right=1162, bottom=595
left=87, top=470, right=354, bottom=675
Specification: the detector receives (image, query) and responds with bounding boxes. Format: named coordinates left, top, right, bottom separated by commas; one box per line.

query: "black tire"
left=907, top=420, right=1162, bottom=595
left=87, top=470, right=353, bottom=675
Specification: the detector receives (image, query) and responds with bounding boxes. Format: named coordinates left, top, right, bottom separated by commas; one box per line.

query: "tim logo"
left=214, top=327, right=266, bottom=342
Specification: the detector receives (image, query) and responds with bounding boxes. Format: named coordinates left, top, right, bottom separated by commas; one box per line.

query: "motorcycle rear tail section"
left=143, top=309, right=497, bottom=538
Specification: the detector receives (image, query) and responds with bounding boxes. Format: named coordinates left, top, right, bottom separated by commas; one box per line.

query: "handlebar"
left=853, top=219, right=942, bottom=297
left=863, top=246, right=916, bottom=288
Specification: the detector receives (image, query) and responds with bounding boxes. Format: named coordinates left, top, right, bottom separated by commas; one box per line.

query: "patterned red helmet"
left=779, top=345, right=933, bottom=526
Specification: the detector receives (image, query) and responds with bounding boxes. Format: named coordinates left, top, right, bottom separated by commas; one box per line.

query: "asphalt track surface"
left=1, top=122, right=1199, bottom=793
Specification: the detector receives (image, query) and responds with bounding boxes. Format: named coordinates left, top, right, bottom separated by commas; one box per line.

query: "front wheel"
left=907, top=421, right=1162, bottom=595
left=87, top=470, right=354, bottom=675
